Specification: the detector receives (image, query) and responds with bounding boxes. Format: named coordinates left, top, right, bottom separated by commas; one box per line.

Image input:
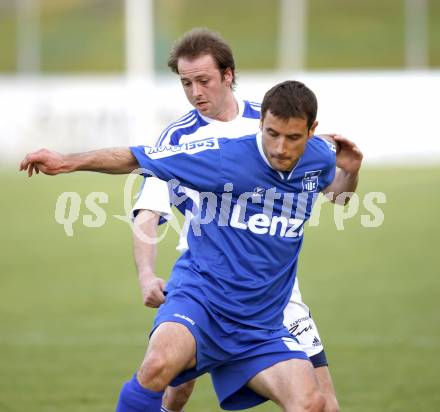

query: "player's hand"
left=332, top=135, right=363, bottom=175
left=140, top=276, right=166, bottom=308
left=19, top=148, right=66, bottom=177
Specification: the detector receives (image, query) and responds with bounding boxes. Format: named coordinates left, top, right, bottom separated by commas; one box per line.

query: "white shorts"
left=283, top=278, right=325, bottom=360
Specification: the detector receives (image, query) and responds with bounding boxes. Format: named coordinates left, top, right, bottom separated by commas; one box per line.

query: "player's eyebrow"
left=180, top=73, right=211, bottom=81
left=266, top=127, right=279, bottom=135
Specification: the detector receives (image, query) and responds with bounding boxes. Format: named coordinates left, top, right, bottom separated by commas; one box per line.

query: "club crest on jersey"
left=145, top=137, right=219, bottom=159
left=302, top=170, right=322, bottom=192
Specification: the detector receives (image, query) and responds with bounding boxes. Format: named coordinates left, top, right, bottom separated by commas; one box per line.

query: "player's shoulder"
left=156, top=109, right=203, bottom=146
left=242, top=100, right=261, bottom=120
left=305, top=136, right=337, bottom=168
left=219, top=133, right=258, bottom=151
left=310, top=135, right=337, bottom=155
left=222, top=133, right=257, bottom=143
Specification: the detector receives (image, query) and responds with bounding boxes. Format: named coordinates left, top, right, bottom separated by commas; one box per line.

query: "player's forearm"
left=132, top=211, right=167, bottom=307
left=66, top=148, right=138, bottom=174
left=134, top=241, right=158, bottom=288
left=132, top=210, right=160, bottom=287
left=325, top=169, right=359, bottom=205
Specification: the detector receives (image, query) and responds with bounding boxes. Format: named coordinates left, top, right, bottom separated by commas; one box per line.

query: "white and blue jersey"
left=130, top=133, right=336, bottom=331
left=156, top=99, right=261, bottom=146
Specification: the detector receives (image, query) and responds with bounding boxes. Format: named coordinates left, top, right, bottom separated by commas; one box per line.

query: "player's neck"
left=213, top=94, right=238, bottom=122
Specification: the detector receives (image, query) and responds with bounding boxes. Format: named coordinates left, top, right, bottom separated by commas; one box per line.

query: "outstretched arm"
left=19, top=147, right=138, bottom=177
left=321, top=135, right=363, bottom=204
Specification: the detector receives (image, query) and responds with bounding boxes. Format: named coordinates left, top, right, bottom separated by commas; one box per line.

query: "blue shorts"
left=152, top=290, right=309, bottom=410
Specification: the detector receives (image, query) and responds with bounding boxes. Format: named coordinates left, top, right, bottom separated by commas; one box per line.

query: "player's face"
left=177, top=54, right=234, bottom=120
left=261, top=111, right=317, bottom=172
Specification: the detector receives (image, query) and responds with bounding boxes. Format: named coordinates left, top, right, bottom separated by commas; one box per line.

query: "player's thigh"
left=140, top=322, right=196, bottom=380
left=247, top=358, right=322, bottom=408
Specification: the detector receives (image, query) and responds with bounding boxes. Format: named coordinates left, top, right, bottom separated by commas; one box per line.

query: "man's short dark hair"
left=168, top=28, right=236, bottom=88
left=261, top=81, right=318, bottom=129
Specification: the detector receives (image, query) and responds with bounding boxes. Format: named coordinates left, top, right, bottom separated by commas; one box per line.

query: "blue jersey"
left=130, top=133, right=336, bottom=330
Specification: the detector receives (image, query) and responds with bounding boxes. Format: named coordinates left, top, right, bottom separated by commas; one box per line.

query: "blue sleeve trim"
left=156, top=110, right=197, bottom=146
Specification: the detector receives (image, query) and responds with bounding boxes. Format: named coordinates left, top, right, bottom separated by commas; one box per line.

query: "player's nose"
left=275, top=138, right=288, bottom=155
left=191, top=83, right=202, bottom=97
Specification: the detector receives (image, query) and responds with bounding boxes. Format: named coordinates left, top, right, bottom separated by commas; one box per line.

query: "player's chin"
left=271, top=159, right=292, bottom=172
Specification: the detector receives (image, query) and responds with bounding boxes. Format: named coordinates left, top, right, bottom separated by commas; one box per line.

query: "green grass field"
left=1, top=167, right=440, bottom=411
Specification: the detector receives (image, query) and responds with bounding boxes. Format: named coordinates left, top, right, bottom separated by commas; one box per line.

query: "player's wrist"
left=339, top=165, right=361, bottom=177
left=138, top=269, right=158, bottom=282
left=60, top=155, right=74, bottom=173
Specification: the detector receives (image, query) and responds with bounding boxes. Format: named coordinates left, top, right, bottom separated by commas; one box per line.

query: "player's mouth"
left=196, top=101, right=209, bottom=110
left=273, top=155, right=291, bottom=163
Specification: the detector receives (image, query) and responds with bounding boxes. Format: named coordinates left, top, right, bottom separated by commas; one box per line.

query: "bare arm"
left=132, top=210, right=166, bottom=308
left=19, top=147, right=138, bottom=177
left=321, top=135, right=363, bottom=205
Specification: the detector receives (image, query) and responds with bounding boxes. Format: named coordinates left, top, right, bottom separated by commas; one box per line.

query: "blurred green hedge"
left=1, top=0, right=439, bottom=73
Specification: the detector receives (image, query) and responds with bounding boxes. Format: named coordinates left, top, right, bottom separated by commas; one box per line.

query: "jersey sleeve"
left=130, top=137, right=223, bottom=193
left=319, top=138, right=337, bottom=191
left=131, top=177, right=173, bottom=219
left=130, top=131, right=173, bottom=218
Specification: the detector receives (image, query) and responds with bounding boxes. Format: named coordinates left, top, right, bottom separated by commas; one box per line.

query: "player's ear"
left=223, top=67, right=233, bottom=87
left=259, top=119, right=263, bottom=131
left=308, top=121, right=318, bottom=138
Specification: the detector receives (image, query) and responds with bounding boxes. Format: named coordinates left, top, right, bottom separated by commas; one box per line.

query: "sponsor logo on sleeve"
left=145, top=137, right=219, bottom=159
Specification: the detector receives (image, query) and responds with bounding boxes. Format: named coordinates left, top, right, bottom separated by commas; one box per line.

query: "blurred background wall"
left=1, top=0, right=439, bottom=163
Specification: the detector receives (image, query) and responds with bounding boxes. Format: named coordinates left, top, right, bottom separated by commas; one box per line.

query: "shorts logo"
left=288, top=323, right=313, bottom=337
left=302, top=170, right=322, bottom=192
left=312, top=336, right=322, bottom=347
left=173, top=313, right=195, bottom=325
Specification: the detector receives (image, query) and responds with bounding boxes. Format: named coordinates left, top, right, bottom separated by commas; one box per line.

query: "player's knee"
left=163, top=380, right=196, bottom=411
left=303, top=391, right=325, bottom=412
left=285, top=389, right=324, bottom=412
left=137, top=353, right=171, bottom=391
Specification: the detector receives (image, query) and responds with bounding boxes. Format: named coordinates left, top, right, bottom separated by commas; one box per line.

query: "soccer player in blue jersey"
left=21, top=80, right=363, bottom=412
left=132, top=29, right=340, bottom=412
